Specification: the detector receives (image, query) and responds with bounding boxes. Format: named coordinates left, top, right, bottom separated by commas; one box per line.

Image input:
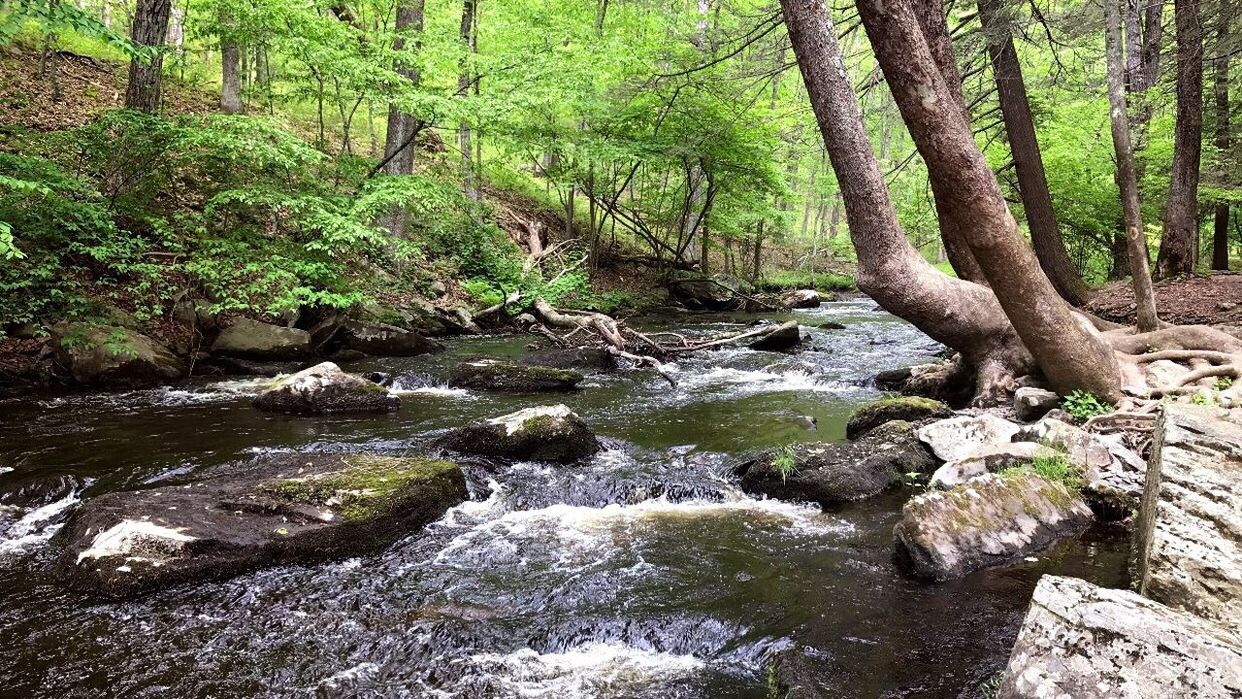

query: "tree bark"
left=978, top=0, right=1090, bottom=305
left=220, top=35, right=243, bottom=114
left=781, top=0, right=1041, bottom=403
left=457, top=0, right=479, bottom=200
left=1105, top=0, right=1160, bottom=331
left=382, top=0, right=426, bottom=177
left=124, top=0, right=172, bottom=112
left=908, top=0, right=987, bottom=284
left=1211, top=5, right=1231, bottom=270
left=851, top=0, right=1123, bottom=398
left=1155, top=0, right=1204, bottom=278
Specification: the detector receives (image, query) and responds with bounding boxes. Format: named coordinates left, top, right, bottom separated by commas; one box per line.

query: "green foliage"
left=1031, top=450, right=1082, bottom=491
left=1062, top=390, right=1112, bottom=423
left=771, top=446, right=798, bottom=483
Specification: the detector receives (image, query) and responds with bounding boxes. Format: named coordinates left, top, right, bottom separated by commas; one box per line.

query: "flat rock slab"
left=58, top=454, right=466, bottom=597
left=917, top=413, right=1021, bottom=462
left=735, top=421, right=936, bottom=506
left=1135, top=405, right=1242, bottom=636
left=928, top=442, right=1045, bottom=489
left=437, top=405, right=600, bottom=463
left=449, top=360, right=583, bottom=393
left=998, top=575, right=1242, bottom=698
left=894, top=471, right=1093, bottom=581
left=253, top=361, right=399, bottom=414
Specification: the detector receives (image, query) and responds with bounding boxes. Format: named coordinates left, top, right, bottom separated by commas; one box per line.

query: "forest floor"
left=1084, top=272, right=1242, bottom=327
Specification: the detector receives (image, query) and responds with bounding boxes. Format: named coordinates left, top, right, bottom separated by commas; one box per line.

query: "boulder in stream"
left=340, top=319, right=443, bottom=357
left=734, top=421, right=936, bottom=506
left=252, top=362, right=399, bottom=414
left=1134, top=405, right=1242, bottom=636
left=58, top=453, right=467, bottom=597
left=521, top=347, right=618, bottom=373
left=212, top=318, right=311, bottom=360
left=749, top=321, right=802, bottom=352
left=997, top=575, right=1242, bottom=698
left=50, top=322, right=185, bottom=388
left=437, top=404, right=600, bottom=463
left=669, top=274, right=744, bottom=311
left=894, top=471, right=1092, bottom=581
left=846, top=396, right=951, bottom=439
left=449, top=359, right=583, bottom=392
left=783, top=289, right=821, bottom=309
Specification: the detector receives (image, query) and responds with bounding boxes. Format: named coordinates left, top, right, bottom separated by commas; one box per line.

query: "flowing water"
left=0, top=299, right=1128, bottom=698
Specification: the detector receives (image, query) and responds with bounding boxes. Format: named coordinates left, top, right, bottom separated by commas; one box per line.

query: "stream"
left=0, top=299, right=1128, bottom=698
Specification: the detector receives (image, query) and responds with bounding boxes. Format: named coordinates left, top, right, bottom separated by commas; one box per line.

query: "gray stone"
left=916, top=413, right=1021, bottom=462
left=894, top=472, right=1093, bottom=581
left=1016, top=418, right=1147, bottom=508
left=1135, top=405, right=1242, bottom=637
left=58, top=453, right=466, bottom=597
left=252, top=362, right=399, bottom=414
left=449, top=360, right=583, bottom=393
left=669, top=274, right=743, bottom=311
left=1013, top=387, right=1059, bottom=422
left=749, top=321, right=803, bottom=352
left=212, top=318, right=310, bottom=360
left=783, top=289, right=821, bottom=309
left=340, top=319, right=442, bottom=356
left=51, top=322, right=185, bottom=388
left=436, top=405, right=600, bottom=463
left=928, top=442, right=1045, bottom=489
left=997, top=575, right=1242, bottom=699
left=521, top=347, right=618, bottom=372
left=846, top=396, right=951, bottom=440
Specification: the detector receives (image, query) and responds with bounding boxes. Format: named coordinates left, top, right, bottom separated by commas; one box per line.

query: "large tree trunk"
left=124, top=0, right=172, bottom=112
left=1155, top=0, right=1204, bottom=278
left=1211, top=5, right=1231, bottom=271
left=220, top=35, right=243, bottom=114
left=978, top=0, right=1090, bottom=306
left=1105, top=0, right=1160, bottom=331
left=781, top=0, right=1037, bottom=403
left=908, top=0, right=987, bottom=284
left=382, top=0, right=425, bottom=177
left=850, top=0, right=1123, bottom=398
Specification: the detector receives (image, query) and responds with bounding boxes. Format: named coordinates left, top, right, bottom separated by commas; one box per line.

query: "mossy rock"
left=846, top=396, right=951, bottom=439
left=57, top=453, right=466, bottom=597
left=448, top=359, right=583, bottom=393
left=252, top=361, right=398, bottom=414
left=50, top=322, right=185, bottom=388
left=437, top=405, right=600, bottom=463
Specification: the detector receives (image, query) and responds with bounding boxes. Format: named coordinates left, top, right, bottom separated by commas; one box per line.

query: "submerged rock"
left=749, top=321, right=802, bottom=352
left=521, top=347, right=618, bottom=373
left=212, top=318, right=311, bottom=360
left=894, top=471, right=1093, bottom=581
left=437, top=405, right=600, bottom=463
left=340, top=319, right=443, bottom=356
left=58, top=453, right=466, bottom=596
left=50, top=322, right=185, bottom=388
left=916, top=413, right=1021, bottom=462
left=449, top=359, right=583, bottom=393
left=1012, top=387, right=1059, bottom=422
left=252, top=362, right=399, bottom=414
left=997, top=575, right=1242, bottom=698
left=1135, top=405, right=1242, bottom=636
left=734, top=421, right=936, bottom=506
left=846, top=396, right=951, bottom=439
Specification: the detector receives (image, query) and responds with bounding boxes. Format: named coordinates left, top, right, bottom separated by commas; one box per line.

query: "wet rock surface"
left=783, top=289, right=822, bottom=309
left=340, top=319, right=443, bottom=356
left=734, top=422, right=935, bottom=506
left=57, top=453, right=467, bottom=597
left=449, top=359, right=584, bottom=392
left=846, top=396, right=951, bottom=439
left=212, top=318, right=311, bottom=360
left=894, top=472, right=1093, bottom=581
left=520, top=347, right=618, bottom=372
left=1135, top=405, right=1242, bottom=636
left=749, top=320, right=802, bottom=352
left=997, top=575, right=1242, bottom=699
left=252, top=362, right=399, bottom=414
left=437, top=404, right=601, bottom=463
left=50, top=322, right=185, bottom=388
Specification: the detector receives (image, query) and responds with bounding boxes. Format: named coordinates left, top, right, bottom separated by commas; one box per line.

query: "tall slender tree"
left=457, top=0, right=479, bottom=200
left=1211, top=4, right=1232, bottom=270
left=1155, top=0, right=1205, bottom=278
left=977, top=0, right=1090, bottom=305
left=124, top=0, right=173, bottom=112
left=382, top=0, right=426, bottom=177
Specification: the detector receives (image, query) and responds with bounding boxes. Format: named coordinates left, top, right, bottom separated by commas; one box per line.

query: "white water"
left=0, top=488, right=83, bottom=556
left=469, top=642, right=706, bottom=698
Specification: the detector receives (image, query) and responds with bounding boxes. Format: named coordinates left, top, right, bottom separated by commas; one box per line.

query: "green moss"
left=267, top=454, right=458, bottom=523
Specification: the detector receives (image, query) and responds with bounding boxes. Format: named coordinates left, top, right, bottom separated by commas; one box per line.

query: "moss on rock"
left=846, top=396, right=951, bottom=439
left=448, top=360, right=584, bottom=393
left=266, top=455, right=460, bottom=522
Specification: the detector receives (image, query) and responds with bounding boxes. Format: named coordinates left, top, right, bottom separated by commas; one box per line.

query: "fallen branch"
left=606, top=347, right=678, bottom=387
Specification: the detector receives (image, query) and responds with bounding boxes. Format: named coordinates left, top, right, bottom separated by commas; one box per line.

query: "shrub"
left=1062, top=390, right=1111, bottom=423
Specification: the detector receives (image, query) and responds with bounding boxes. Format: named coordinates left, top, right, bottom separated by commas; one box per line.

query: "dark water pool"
left=0, top=300, right=1128, bottom=698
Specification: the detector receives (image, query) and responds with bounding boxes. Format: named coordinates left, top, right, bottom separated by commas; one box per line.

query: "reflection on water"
left=0, top=300, right=1127, bottom=698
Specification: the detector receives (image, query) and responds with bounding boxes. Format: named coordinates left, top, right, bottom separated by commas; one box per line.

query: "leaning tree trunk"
left=908, top=0, right=987, bottom=285
left=851, top=0, right=1123, bottom=399
left=1105, top=0, right=1160, bottom=331
left=1211, top=5, right=1231, bottom=270
left=978, top=0, right=1090, bottom=306
left=220, top=33, right=243, bottom=114
left=1155, top=0, right=1204, bottom=278
left=124, top=0, right=173, bottom=112
left=382, top=0, right=426, bottom=177
left=780, top=0, right=1037, bottom=403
